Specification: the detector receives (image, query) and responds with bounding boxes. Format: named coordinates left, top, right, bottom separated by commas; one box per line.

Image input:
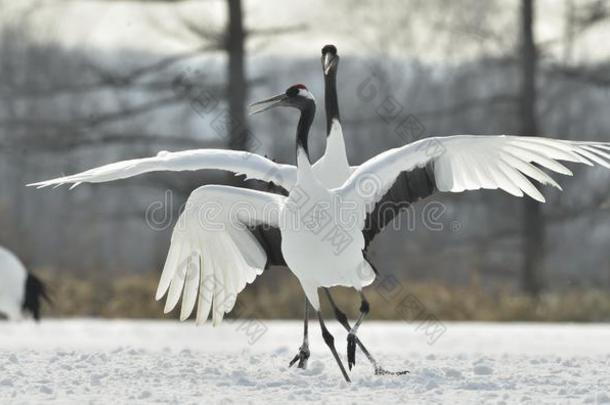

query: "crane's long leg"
left=323, top=288, right=408, bottom=375
left=318, top=310, right=350, bottom=383
left=347, top=292, right=370, bottom=370
left=288, top=298, right=310, bottom=369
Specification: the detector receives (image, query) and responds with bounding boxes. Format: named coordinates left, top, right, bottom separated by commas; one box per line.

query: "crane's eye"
left=286, top=87, right=299, bottom=97
left=286, top=84, right=308, bottom=97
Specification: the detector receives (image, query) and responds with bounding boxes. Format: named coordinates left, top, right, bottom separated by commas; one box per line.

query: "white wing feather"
left=156, top=185, right=283, bottom=325
left=28, top=120, right=350, bottom=191
left=340, top=135, right=610, bottom=221
left=27, top=149, right=297, bottom=192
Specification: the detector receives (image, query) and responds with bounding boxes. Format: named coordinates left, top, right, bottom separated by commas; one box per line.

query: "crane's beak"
left=323, top=53, right=338, bottom=75
left=249, top=93, right=287, bottom=115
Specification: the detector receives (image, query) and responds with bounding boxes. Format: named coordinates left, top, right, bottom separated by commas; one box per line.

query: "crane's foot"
left=347, top=332, right=357, bottom=370
left=288, top=344, right=310, bottom=369
left=374, top=366, right=410, bottom=376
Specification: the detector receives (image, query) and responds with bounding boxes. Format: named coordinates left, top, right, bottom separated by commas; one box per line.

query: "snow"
left=1, top=320, right=609, bottom=404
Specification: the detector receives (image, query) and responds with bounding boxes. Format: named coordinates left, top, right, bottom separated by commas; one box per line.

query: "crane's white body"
left=0, top=246, right=27, bottom=321
left=280, top=148, right=374, bottom=309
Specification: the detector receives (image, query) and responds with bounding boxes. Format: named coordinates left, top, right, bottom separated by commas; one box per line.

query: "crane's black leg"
left=289, top=298, right=310, bottom=369
left=318, top=310, right=350, bottom=383
left=323, top=288, right=408, bottom=375
left=347, top=292, right=370, bottom=370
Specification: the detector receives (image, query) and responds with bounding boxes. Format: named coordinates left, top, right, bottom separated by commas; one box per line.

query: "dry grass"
left=35, top=268, right=610, bottom=322
left=38, top=269, right=165, bottom=319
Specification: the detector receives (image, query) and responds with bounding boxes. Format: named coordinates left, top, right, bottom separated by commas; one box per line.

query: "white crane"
left=157, top=84, right=610, bottom=382
left=0, top=246, right=50, bottom=321
left=29, top=46, right=399, bottom=375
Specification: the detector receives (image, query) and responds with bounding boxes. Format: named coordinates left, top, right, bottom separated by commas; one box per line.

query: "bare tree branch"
left=546, top=63, right=610, bottom=87
left=0, top=94, right=184, bottom=131
left=1, top=130, right=209, bottom=151
left=247, top=24, right=308, bottom=37
left=343, top=93, right=518, bottom=127
left=178, top=15, right=224, bottom=46
left=84, top=44, right=218, bottom=85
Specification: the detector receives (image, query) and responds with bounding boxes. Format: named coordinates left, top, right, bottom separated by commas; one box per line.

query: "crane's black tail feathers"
left=22, top=273, right=51, bottom=321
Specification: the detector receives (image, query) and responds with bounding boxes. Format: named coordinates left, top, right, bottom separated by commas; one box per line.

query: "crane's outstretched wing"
left=340, top=135, right=610, bottom=238
left=156, top=185, right=285, bottom=325
left=27, top=149, right=297, bottom=192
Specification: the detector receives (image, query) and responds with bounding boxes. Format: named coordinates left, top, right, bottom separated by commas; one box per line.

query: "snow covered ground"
left=1, top=320, right=609, bottom=404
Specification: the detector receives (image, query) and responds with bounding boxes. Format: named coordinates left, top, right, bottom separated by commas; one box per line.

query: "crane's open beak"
left=323, top=53, right=338, bottom=75
left=249, top=93, right=287, bottom=115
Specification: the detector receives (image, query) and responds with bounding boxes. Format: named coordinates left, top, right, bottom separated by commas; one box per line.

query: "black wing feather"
left=249, top=225, right=286, bottom=268
left=363, top=164, right=437, bottom=250
left=245, top=178, right=288, bottom=268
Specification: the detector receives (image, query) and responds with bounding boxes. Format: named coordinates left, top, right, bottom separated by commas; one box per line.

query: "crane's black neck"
left=324, top=72, right=340, bottom=135
left=296, top=101, right=316, bottom=161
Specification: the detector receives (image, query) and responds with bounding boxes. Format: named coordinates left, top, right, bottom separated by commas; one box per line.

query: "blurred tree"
left=172, top=0, right=305, bottom=150
left=226, top=0, right=248, bottom=152
left=520, top=0, right=544, bottom=297
left=519, top=0, right=610, bottom=296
